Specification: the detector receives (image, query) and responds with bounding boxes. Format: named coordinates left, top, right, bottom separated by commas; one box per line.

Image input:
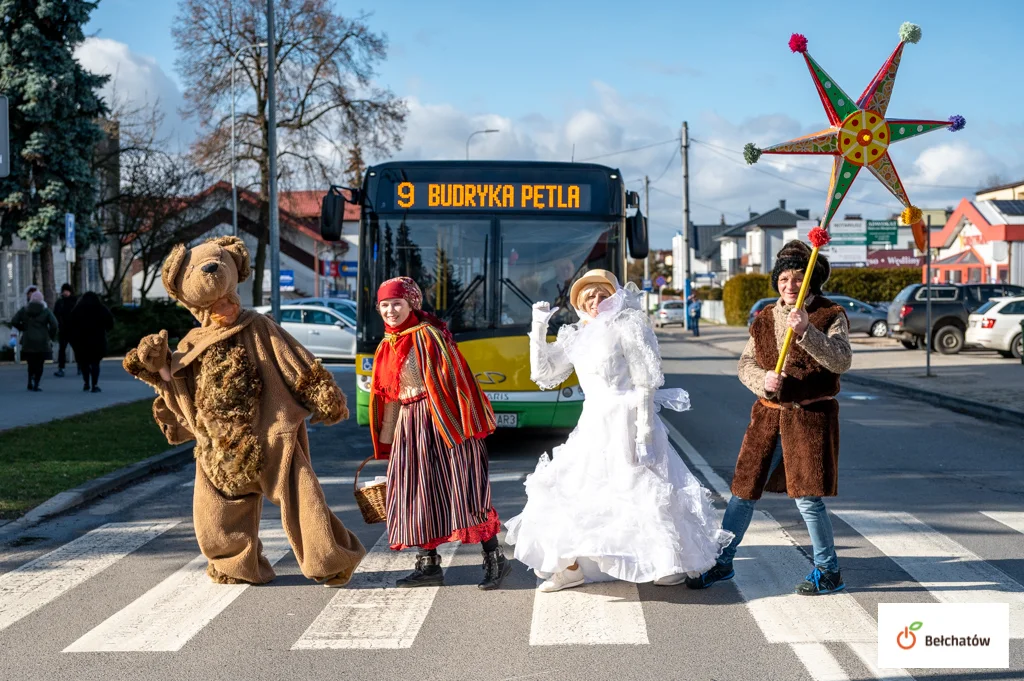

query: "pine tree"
left=0, top=0, right=109, bottom=305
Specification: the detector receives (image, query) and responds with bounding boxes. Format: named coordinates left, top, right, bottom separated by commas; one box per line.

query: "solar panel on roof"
left=992, top=200, right=1024, bottom=216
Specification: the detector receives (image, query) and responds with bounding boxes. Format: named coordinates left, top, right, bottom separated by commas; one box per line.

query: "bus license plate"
left=494, top=413, right=518, bottom=428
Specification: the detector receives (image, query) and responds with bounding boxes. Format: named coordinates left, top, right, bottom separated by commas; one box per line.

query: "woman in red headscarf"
left=369, top=276, right=509, bottom=590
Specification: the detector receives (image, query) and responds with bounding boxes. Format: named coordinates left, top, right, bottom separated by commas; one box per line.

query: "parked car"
left=827, top=295, right=890, bottom=337
left=655, top=300, right=687, bottom=327
left=747, top=298, right=775, bottom=327
left=887, top=283, right=1024, bottom=354
left=254, top=304, right=356, bottom=359
left=289, top=297, right=357, bottom=324
left=966, top=296, right=1024, bottom=359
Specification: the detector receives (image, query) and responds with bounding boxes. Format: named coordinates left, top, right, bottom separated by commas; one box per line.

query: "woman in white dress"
left=504, top=270, right=733, bottom=592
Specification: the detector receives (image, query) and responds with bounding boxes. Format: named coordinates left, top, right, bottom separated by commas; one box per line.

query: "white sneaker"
left=653, top=573, right=688, bottom=586
left=538, top=567, right=585, bottom=593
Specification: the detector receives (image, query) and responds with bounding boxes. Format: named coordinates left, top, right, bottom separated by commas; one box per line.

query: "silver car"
left=254, top=304, right=356, bottom=359
left=828, top=295, right=889, bottom=337
left=289, top=297, right=357, bottom=324
left=655, top=300, right=688, bottom=327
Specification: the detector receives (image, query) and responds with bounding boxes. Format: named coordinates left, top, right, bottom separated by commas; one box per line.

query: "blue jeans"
left=718, top=439, right=839, bottom=572
left=689, top=315, right=700, bottom=336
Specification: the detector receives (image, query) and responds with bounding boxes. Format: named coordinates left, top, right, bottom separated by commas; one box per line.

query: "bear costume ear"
left=211, top=236, right=251, bottom=283
left=161, top=244, right=188, bottom=301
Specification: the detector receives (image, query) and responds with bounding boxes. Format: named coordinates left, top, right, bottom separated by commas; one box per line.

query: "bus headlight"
left=357, top=375, right=372, bottom=393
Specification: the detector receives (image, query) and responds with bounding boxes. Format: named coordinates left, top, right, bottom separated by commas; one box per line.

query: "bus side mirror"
left=321, top=187, right=345, bottom=241
left=627, top=209, right=649, bottom=259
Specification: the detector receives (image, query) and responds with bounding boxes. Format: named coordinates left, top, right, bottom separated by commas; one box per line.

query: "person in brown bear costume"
left=123, top=236, right=366, bottom=586
left=686, top=240, right=851, bottom=596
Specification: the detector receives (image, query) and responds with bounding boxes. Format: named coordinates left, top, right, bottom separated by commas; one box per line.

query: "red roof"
left=933, top=198, right=1024, bottom=248
left=280, top=190, right=361, bottom=221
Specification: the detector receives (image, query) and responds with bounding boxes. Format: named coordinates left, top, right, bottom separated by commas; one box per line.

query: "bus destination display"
left=394, top=181, right=591, bottom=211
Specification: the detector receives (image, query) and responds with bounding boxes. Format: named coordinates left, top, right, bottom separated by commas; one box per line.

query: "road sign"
left=280, top=269, right=295, bottom=292
left=65, top=213, right=76, bottom=262
left=655, top=275, right=666, bottom=287
left=642, top=278, right=652, bottom=292
left=867, top=219, right=899, bottom=246
left=0, top=96, right=8, bottom=178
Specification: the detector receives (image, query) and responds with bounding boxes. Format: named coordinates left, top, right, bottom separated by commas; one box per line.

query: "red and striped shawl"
left=370, top=323, right=496, bottom=459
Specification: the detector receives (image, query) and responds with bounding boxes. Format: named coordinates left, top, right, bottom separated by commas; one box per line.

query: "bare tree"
left=174, top=0, right=406, bottom=304
left=92, top=98, right=208, bottom=302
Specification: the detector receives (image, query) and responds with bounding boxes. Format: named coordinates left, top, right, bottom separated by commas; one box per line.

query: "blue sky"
left=82, top=0, right=1024, bottom=246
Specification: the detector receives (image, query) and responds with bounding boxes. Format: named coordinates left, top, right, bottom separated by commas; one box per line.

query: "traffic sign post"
left=0, top=96, right=9, bottom=179
left=64, top=213, right=76, bottom=263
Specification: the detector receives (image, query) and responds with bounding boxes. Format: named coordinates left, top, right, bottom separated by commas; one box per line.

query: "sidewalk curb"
left=0, top=443, right=193, bottom=544
left=680, top=331, right=1024, bottom=430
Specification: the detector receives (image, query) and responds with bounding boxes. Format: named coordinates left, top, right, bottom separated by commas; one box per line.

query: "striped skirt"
left=386, top=395, right=499, bottom=550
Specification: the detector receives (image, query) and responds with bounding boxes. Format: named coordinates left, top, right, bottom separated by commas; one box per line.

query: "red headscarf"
left=372, top=277, right=454, bottom=402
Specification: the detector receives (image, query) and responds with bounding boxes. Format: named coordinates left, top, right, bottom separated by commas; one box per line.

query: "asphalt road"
left=2, top=336, right=1023, bottom=681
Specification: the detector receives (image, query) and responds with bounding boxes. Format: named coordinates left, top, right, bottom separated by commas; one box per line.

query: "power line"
left=576, top=137, right=679, bottom=162
left=692, top=137, right=978, bottom=191
left=648, top=185, right=746, bottom=220
left=650, top=147, right=679, bottom=184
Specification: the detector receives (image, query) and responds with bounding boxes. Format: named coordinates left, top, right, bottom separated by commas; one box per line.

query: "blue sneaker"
left=684, top=562, right=734, bottom=589
left=795, top=568, right=845, bottom=596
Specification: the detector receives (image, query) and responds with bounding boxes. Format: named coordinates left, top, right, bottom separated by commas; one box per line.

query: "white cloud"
left=75, top=37, right=194, bottom=148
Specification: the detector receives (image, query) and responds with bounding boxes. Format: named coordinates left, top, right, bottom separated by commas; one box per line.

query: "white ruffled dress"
left=504, top=288, right=733, bottom=583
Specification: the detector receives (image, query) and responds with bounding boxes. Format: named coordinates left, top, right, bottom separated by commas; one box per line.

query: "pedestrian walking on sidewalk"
left=369, top=276, right=511, bottom=591
left=53, top=283, right=78, bottom=377
left=68, top=291, right=114, bottom=393
left=504, top=270, right=732, bottom=592
left=687, top=240, right=852, bottom=596
left=687, top=294, right=702, bottom=337
left=11, top=290, right=58, bottom=391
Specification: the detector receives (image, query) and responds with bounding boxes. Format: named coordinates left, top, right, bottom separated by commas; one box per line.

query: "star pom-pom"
left=743, top=143, right=762, bottom=165
left=898, top=22, right=922, bottom=44
left=900, top=205, right=923, bottom=226
left=788, top=33, right=808, bottom=53
left=808, top=227, right=831, bottom=248
left=947, top=114, right=966, bottom=132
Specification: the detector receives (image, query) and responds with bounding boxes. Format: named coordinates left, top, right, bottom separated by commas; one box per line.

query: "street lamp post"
left=465, top=129, right=499, bottom=159
left=230, top=41, right=268, bottom=239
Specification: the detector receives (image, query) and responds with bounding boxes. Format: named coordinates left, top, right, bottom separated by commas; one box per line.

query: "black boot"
left=478, top=546, right=511, bottom=590
left=396, top=552, right=444, bottom=588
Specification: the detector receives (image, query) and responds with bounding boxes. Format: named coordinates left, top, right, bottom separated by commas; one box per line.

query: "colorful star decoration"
left=744, top=22, right=966, bottom=243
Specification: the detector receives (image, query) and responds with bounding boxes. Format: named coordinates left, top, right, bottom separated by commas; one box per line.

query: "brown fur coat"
left=730, top=296, right=851, bottom=500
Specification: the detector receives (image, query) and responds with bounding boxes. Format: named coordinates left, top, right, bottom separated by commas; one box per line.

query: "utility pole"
left=681, top=121, right=691, bottom=330
left=266, top=0, right=281, bottom=322
left=643, top=175, right=651, bottom=314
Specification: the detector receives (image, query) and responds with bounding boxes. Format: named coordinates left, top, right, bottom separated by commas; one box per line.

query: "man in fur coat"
left=124, top=236, right=366, bottom=586
left=687, top=240, right=851, bottom=595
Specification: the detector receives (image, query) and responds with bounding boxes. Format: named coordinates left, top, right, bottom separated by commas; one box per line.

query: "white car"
left=966, top=296, right=1024, bottom=359
left=254, top=304, right=356, bottom=360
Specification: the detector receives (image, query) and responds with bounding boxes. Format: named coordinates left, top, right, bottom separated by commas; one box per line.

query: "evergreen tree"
left=0, top=0, right=109, bottom=304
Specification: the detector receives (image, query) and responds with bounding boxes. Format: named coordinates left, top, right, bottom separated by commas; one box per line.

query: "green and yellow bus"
left=322, top=160, right=648, bottom=428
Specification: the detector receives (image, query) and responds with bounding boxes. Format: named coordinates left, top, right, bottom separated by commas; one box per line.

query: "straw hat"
left=569, top=269, right=619, bottom=309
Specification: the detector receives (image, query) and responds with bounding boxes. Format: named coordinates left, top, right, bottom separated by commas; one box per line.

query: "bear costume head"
left=162, top=236, right=251, bottom=327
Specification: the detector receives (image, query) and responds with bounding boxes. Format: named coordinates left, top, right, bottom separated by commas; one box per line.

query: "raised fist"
left=137, top=329, right=171, bottom=381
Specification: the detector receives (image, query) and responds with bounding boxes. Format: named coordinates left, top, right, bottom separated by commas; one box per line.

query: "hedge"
left=107, top=300, right=197, bottom=356
left=723, top=274, right=774, bottom=326
left=823, top=267, right=920, bottom=303
left=695, top=286, right=723, bottom=301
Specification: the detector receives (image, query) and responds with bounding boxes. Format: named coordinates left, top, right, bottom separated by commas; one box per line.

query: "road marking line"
left=836, top=509, right=1024, bottom=639
left=0, top=521, right=179, bottom=633
left=662, top=418, right=912, bottom=680
left=291, top=533, right=458, bottom=649
left=529, top=579, right=648, bottom=646
left=64, top=523, right=290, bottom=652
left=982, top=511, right=1024, bottom=536
left=180, top=471, right=526, bottom=488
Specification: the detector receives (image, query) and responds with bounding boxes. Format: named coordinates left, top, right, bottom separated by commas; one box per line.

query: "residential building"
left=976, top=179, right=1024, bottom=202
left=930, top=198, right=1024, bottom=285
left=715, top=200, right=810, bottom=278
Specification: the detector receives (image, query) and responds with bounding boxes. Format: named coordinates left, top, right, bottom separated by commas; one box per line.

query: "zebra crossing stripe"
left=835, top=509, right=1024, bottom=639
left=0, top=521, right=179, bottom=633
left=529, top=578, right=648, bottom=646
left=291, top=532, right=458, bottom=649
left=64, top=524, right=291, bottom=652
left=661, top=419, right=912, bottom=681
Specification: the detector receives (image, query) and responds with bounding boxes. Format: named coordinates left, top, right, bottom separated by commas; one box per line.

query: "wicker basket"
left=353, top=456, right=387, bottom=524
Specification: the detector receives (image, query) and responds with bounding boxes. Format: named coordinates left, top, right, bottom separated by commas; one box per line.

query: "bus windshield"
left=362, top=215, right=619, bottom=339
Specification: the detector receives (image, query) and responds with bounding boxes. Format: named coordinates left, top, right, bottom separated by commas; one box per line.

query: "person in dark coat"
left=53, top=283, right=79, bottom=377
left=11, top=291, right=58, bottom=391
left=69, top=291, right=115, bottom=393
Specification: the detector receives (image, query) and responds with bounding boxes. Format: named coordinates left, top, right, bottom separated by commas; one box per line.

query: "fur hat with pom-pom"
left=771, top=240, right=831, bottom=295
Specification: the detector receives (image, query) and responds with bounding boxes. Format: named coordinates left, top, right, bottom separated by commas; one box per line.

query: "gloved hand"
left=635, top=442, right=655, bottom=467
left=531, top=301, right=559, bottom=326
